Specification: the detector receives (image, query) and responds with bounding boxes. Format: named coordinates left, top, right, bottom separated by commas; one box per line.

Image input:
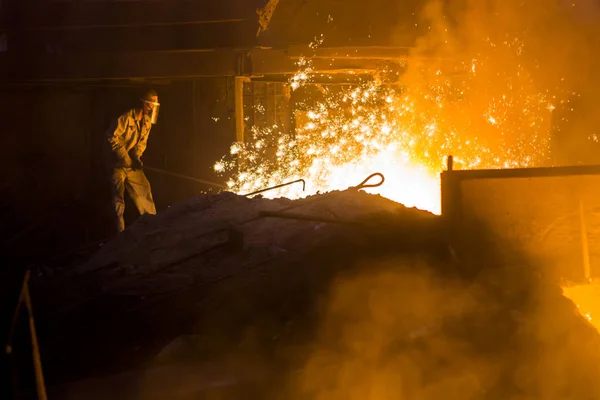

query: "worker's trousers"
left=109, top=166, right=157, bottom=232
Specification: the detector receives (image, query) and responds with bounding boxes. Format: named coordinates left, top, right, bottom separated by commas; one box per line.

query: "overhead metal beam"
left=0, top=45, right=419, bottom=82
left=11, top=1, right=261, bottom=29
left=9, top=21, right=260, bottom=53
left=250, top=74, right=375, bottom=85
left=17, top=19, right=246, bottom=32
left=0, top=50, right=241, bottom=82
left=286, top=45, right=413, bottom=60
left=248, top=48, right=401, bottom=75
left=442, top=163, right=600, bottom=181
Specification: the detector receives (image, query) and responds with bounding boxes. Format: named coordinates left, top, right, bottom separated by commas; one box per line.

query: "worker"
left=105, top=89, right=160, bottom=233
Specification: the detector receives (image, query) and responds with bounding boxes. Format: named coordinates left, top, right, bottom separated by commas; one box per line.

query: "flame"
left=214, top=33, right=564, bottom=214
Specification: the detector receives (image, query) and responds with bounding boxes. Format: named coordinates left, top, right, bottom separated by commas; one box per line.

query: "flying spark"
left=214, top=33, right=561, bottom=214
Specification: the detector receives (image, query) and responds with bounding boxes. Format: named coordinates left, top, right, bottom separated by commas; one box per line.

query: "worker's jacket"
left=105, top=108, right=152, bottom=166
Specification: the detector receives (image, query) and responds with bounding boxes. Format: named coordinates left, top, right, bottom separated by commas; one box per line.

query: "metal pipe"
left=6, top=270, right=48, bottom=400
left=23, top=281, right=48, bottom=400
left=6, top=270, right=29, bottom=357
left=244, top=179, right=306, bottom=197
left=144, top=166, right=227, bottom=189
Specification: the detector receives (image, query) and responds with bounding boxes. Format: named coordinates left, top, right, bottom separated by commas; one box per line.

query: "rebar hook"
left=351, top=172, right=385, bottom=191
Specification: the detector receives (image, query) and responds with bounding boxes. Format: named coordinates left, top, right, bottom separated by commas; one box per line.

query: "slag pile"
left=31, top=187, right=600, bottom=399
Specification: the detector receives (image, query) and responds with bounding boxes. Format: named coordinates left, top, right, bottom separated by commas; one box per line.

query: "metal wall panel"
left=442, top=164, right=600, bottom=282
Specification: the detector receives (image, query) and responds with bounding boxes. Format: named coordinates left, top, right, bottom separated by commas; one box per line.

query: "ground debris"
left=26, top=189, right=600, bottom=400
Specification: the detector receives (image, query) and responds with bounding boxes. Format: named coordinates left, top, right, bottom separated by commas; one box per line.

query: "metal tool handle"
left=244, top=178, right=306, bottom=197
left=144, top=166, right=227, bottom=189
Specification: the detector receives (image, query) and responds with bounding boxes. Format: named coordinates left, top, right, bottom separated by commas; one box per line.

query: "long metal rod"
left=23, top=282, right=48, bottom=400
left=5, top=270, right=29, bottom=357
left=144, top=166, right=227, bottom=189
left=244, top=179, right=306, bottom=197
left=6, top=270, right=48, bottom=400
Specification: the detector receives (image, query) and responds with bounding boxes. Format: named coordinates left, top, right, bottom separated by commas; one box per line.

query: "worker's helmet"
left=141, top=89, right=160, bottom=124
left=142, top=89, right=158, bottom=102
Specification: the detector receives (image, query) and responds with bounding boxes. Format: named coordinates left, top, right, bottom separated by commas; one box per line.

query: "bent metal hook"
left=351, top=172, right=385, bottom=191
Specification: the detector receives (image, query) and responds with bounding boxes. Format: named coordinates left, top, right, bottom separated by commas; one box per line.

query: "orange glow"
left=215, top=34, right=560, bottom=214
left=562, top=283, right=600, bottom=332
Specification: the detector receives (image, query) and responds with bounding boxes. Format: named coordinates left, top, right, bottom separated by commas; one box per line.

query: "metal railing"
left=6, top=269, right=48, bottom=400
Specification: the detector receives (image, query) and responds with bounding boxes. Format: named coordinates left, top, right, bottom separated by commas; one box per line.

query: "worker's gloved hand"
left=116, top=155, right=133, bottom=169
left=131, top=157, right=143, bottom=171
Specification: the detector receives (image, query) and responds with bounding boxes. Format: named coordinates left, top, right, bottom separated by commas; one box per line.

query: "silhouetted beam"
left=0, top=46, right=417, bottom=81
left=20, top=19, right=245, bottom=31
left=442, top=164, right=600, bottom=181
left=249, top=49, right=397, bottom=75
left=287, top=45, right=414, bottom=60
left=0, top=50, right=241, bottom=81
left=13, top=1, right=260, bottom=28
left=250, top=74, right=375, bottom=85
left=12, top=21, right=259, bottom=52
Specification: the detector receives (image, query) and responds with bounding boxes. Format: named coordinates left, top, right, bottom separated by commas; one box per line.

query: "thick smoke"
left=291, top=256, right=600, bottom=399
left=294, top=262, right=490, bottom=399
left=290, top=1, right=600, bottom=398
left=399, top=0, right=600, bottom=167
